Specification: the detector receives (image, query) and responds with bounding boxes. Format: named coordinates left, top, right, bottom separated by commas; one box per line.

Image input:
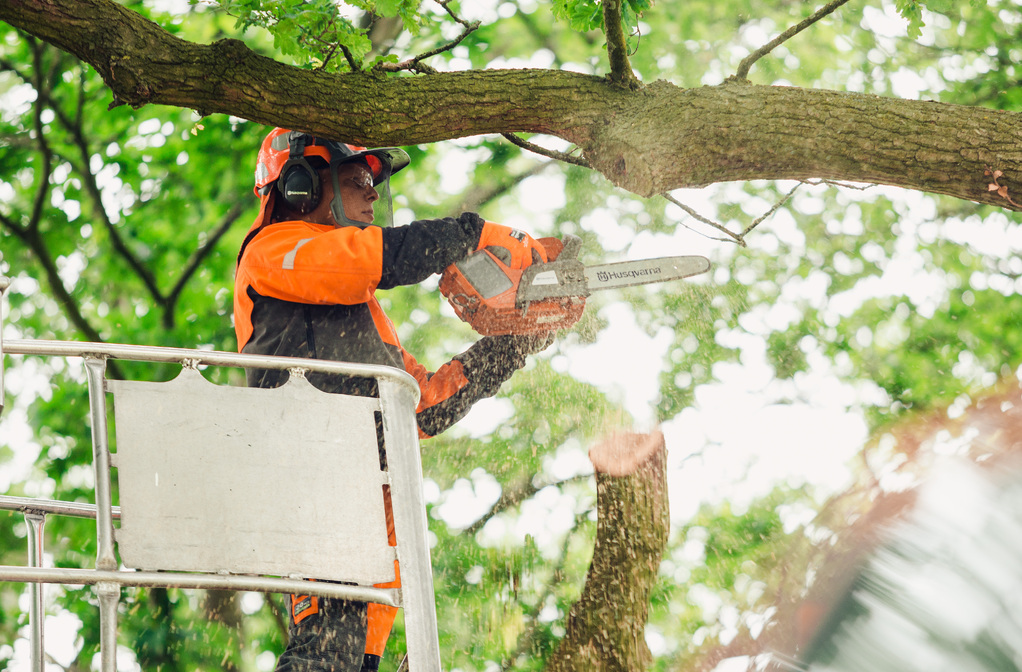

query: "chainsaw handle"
left=537, top=234, right=581, bottom=262
left=560, top=234, right=582, bottom=260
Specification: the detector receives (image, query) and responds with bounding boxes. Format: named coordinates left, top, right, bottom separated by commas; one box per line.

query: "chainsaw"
left=439, top=234, right=711, bottom=336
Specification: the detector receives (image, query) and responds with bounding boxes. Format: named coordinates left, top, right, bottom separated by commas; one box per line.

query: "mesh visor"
left=372, top=176, right=395, bottom=229
left=319, top=140, right=407, bottom=228
left=321, top=142, right=402, bottom=186
left=328, top=165, right=395, bottom=229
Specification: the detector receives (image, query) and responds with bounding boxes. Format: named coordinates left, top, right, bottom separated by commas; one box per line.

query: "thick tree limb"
left=545, top=446, right=669, bottom=671
left=3, top=0, right=1021, bottom=210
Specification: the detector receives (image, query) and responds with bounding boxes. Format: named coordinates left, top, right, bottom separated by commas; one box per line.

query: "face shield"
left=323, top=144, right=409, bottom=230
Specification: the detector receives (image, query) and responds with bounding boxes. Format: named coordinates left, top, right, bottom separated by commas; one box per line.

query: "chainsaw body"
left=439, top=235, right=588, bottom=336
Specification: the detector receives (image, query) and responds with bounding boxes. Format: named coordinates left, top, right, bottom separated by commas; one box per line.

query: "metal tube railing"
left=25, top=512, right=45, bottom=672
left=0, top=495, right=119, bottom=519
left=0, top=276, right=8, bottom=415
left=0, top=567, right=400, bottom=606
left=380, top=377, right=444, bottom=670
left=0, top=302, right=435, bottom=670
left=3, top=339, right=420, bottom=393
left=84, top=357, right=117, bottom=574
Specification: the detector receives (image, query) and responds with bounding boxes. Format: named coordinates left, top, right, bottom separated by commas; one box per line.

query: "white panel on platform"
left=110, top=368, right=395, bottom=585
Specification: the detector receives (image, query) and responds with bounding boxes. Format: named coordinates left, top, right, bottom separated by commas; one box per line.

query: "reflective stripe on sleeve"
left=282, top=238, right=314, bottom=270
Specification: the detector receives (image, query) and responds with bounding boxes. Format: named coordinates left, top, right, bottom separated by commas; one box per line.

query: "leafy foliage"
left=893, top=0, right=982, bottom=39
left=551, top=0, right=652, bottom=37
left=214, top=0, right=424, bottom=70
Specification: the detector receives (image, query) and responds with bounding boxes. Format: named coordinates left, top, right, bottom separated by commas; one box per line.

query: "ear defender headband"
left=277, top=134, right=322, bottom=214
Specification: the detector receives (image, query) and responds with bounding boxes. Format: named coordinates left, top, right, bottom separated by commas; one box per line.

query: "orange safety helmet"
left=254, top=128, right=410, bottom=195
left=253, top=128, right=410, bottom=226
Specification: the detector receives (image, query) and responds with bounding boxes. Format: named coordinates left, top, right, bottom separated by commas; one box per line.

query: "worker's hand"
left=510, top=332, right=555, bottom=356
left=482, top=333, right=554, bottom=369
left=477, top=222, right=548, bottom=270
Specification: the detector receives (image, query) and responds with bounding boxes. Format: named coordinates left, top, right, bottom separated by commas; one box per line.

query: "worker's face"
left=332, top=162, right=378, bottom=225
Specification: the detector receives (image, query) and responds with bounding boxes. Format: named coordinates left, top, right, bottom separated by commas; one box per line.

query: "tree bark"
left=546, top=447, right=670, bottom=671
left=3, top=0, right=1021, bottom=209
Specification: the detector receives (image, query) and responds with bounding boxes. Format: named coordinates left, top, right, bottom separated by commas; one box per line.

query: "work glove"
left=477, top=222, right=548, bottom=270
left=500, top=332, right=556, bottom=359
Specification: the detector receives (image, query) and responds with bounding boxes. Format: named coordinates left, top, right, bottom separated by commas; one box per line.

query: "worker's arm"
left=402, top=334, right=553, bottom=438
left=378, top=213, right=548, bottom=289
left=240, top=213, right=547, bottom=302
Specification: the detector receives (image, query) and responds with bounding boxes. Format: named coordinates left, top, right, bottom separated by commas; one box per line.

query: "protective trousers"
left=276, top=491, right=400, bottom=672
left=274, top=591, right=399, bottom=672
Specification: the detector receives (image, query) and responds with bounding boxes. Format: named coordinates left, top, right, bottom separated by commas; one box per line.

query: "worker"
left=234, top=128, right=553, bottom=672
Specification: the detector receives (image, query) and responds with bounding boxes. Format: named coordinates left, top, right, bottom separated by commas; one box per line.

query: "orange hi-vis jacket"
left=233, top=204, right=508, bottom=435
left=234, top=203, right=533, bottom=661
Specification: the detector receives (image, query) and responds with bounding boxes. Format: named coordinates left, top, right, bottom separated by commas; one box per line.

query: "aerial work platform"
left=0, top=277, right=441, bottom=672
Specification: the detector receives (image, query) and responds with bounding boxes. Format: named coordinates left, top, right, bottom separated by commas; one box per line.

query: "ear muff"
left=278, top=158, right=321, bottom=214
left=277, top=133, right=322, bottom=214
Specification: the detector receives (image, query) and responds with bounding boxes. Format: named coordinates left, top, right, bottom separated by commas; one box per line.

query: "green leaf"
left=375, top=0, right=401, bottom=17
left=894, top=0, right=925, bottom=38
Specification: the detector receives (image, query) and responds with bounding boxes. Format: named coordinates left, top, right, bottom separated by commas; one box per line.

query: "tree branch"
left=735, top=0, right=854, bottom=81
left=0, top=46, right=120, bottom=375
left=74, top=165, right=166, bottom=309
left=462, top=474, right=590, bottom=537
left=28, top=37, right=53, bottom=235
left=502, top=510, right=590, bottom=671
left=337, top=42, right=359, bottom=72
left=739, top=181, right=802, bottom=237
left=363, top=14, right=403, bottom=56
left=602, top=0, right=640, bottom=89
left=1, top=215, right=109, bottom=347
left=0, top=210, right=25, bottom=237
left=662, top=181, right=802, bottom=247
left=375, top=0, right=479, bottom=74
left=662, top=193, right=746, bottom=246
left=501, top=134, right=589, bottom=168
left=57, top=82, right=167, bottom=306
left=2, top=45, right=168, bottom=314
left=3, top=0, right=1022, bottom=210
left=458, top=161, right=556, bottom=214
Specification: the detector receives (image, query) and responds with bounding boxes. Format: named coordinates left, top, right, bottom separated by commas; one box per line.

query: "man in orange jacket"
left=234, top=128, right=552, bottom=671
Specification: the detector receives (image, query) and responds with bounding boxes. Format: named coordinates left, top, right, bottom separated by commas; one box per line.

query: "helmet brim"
left=332, top=147, right=411, bottom=186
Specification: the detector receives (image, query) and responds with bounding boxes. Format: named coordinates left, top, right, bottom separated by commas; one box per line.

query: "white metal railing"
left=0, top=277, right=441, bottom=672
